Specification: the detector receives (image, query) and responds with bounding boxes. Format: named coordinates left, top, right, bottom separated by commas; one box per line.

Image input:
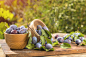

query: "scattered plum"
left=46, top=43, right=52, bottom=49
left=55, top=35, right=59, bottom=39
left=57, top=37, right=64, bottom=43
left=64, top=39, right=71, bottom=44
left=75, top=39, right=81, bottom=45
left=67, top=37, right=73, bottom=41
left=32, top=36, right=37, bottom=44
left=79, top=37, right=85, bottom=41
left=36, top=43, right=42, bottom=48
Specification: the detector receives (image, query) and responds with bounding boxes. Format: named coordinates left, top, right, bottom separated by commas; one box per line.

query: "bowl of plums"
left=4, top=25, right=28, bottom=49
left=29, top=19, right=49, bottom=42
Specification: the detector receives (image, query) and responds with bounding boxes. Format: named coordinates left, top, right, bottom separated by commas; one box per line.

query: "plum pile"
left=55, top=31, right=85, bottom=45
left=26, top=25, right=55, bottom=51
left=6, top=25, right=27, bottom=34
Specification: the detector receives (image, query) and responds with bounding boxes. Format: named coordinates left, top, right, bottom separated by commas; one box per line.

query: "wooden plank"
left=2, top=33, right=86, bottom=57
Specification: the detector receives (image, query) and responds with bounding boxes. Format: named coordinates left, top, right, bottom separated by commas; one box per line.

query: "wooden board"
left=1, top=33, right=86, bottom=57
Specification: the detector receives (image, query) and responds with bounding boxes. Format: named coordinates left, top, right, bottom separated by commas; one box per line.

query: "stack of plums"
left=6, top=25, right=27, bottom=34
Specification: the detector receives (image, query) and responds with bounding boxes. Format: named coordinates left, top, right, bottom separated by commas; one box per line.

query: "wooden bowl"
left=29, top=19, right=47, bottom=42
left=4, top=33, right=28, bottom=49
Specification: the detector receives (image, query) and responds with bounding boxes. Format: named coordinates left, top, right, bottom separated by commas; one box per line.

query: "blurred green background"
left=0, top=0, right=86, bottom=39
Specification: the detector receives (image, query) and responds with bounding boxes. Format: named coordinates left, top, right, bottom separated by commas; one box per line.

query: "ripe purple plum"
left=19, top=28, right=27, bottom=34
left=54, top=35, right=60, bottom=39
left=37, top=25, right=42, bottom=30
left=75, top=39, right=81, bottom=45
left=64, top=39, right=71, bottom=44
left=37, top=30, right=42, bottom=35
left=32, top=36, right=37, bottom=44
left=46, top=44, right=52, bottom=49
left=10, top=25, right=17, bottom=30
left=79, top=37, right=85, bottom=41
left=36, top=43, right=42, bottom=48
left=6, top=28, right=12, bottom=33
left=42, top=26, right=49, bottom=31
left=57, top=37, right=64, bottom=43
left=20, top=26, right=25, bottom=29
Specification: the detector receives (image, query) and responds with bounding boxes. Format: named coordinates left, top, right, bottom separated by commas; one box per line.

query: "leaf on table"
left=74, top=35, right=79, bottom=41
left=78, top=33, right=84, bottom=37
left=41, top=29, right=48, bottom=37
left=80, top=39, right=86, bottom=46
left=26, top=31, right=35, bottom=49
left=45, top=30, right=52, bottom=39
left=40, top=36, right=45, bottom=45
left=52, top=40, right=59, bottom=46
left=60, top=43, right=71, bottom=49
left=26, top=44, right=35, bottom=49
left=44, top=36, right=52, bottom=44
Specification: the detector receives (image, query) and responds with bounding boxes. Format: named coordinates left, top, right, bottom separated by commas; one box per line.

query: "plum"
left=75, top=39, right=81, bottom=45
left=64, top=39, right=71, bottom=44
left=37, top=25, right=42, bottom=30
left=57, top=37, right=64, bottom=43
left=51, top=38, right=53, bottom=42
left=37, top=30, right=42, bottom=35
left=36, top=43, right=42, bottom=48
left=46, top=44, right=52, bottom=49
left=42, top=26, right=49, bottom=31
left=67, top=37, right=73, bottom=41
left=79, top=37, right=85, bottom=42
left=6, top=28, right=12, bottom=33
left=54, top=35, right=59, bottom=39
left=19, top=28, right=27, bottom=34
left=20, top=26, right=25, bottom=29
left=10, top=25, right=17, bottom=30
left=32, top=36, right=37, bottom=44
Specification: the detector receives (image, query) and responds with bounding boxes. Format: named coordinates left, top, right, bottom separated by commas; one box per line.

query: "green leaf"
left=64, top=34, right=71, bottom=40
left=60, top=43, right=71, bottom=49
left=52, top=40, right=59, bottom=46
left=83, top=39, right=86, bottom=44
left=78, top=34, right=84, bottom=37
left=45, top=30, right=52, bottom=38
left=74, top=35, right=79, bottom=41
left=80, top=43, right=85, bottom=46
left=40, top=46, right=46, bottom=50
left=80, top=39, right=86, bottom=46
left=34, top=48, right=39, bottom=50
left=41, top=29, right=48, bottom=37
left=44, top=36, right=52, bottom=44
left=26, top=44, right=35, bottom=49
left=45, top=48, right=54, bottom=51
left=40, top=36, right=45, bottom=45
left=70, top=32, right=75, bottom=34
left=26, top=32, right=35, bottom=49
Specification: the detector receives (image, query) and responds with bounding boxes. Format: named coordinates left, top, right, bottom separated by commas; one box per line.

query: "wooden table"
left=1, top=33, right=86, bottom=57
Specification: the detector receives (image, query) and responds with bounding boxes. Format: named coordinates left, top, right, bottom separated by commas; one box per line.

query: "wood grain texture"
left=1, top=33, right=86, bottom=57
